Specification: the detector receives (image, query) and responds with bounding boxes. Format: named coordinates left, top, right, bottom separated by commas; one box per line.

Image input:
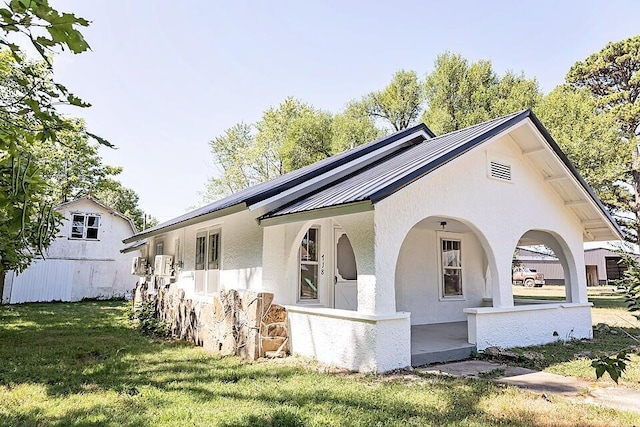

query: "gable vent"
left=489, top=161, right=512, bottom=181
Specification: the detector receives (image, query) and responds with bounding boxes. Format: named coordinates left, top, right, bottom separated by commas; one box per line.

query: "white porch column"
left=491, top=244, right=514, bottom=308
left=566, top=240, right=588, bottom=304
left=335, top=212, right=385, bottom=315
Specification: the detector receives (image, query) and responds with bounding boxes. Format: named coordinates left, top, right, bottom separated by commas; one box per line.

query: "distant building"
left=2, top=197, right=140, bottom=303
left=515, top=246, right=630, bottom=286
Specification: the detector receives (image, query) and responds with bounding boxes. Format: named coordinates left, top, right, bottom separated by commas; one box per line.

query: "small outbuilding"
left=124, top=110, right=622, bottom=373
left=2, top=197, right=139, bottom=303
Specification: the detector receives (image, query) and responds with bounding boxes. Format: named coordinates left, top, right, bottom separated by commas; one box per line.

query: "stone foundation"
left=134, top=280, right=289, bottom=360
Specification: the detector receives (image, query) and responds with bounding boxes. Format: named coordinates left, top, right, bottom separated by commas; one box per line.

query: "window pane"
left=71, top=215, right=84, bottom=238
left=156, top=242, right=164, bottom=255
left=71, top=226, right=83, bottom=238
left=336, top=234, right=357, bottom=280
left=87, top=216, right=99, bottom=227
left=208, top=233, right=219, bottom=270
left=300, top=264, right=318, bottom=300
left=195, top=236, right=206, bottom=270
left=443, top=268, right=462, bottom=296
left=442, top=240, right=461, bottom=267
left=86, top=227, right=98, bottom=239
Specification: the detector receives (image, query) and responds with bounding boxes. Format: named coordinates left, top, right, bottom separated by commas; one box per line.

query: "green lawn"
left=1, top=302, right=639, bottom=426
left=505, top=285, right=640, bottom=389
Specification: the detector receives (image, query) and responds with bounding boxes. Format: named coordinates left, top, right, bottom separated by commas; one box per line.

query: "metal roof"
left=260, top=109, right=623, bottom=241
left=124, top=109, right=622, bottom=244
left=261, top=111, right=525, bottom=218
left=123, top=123, right=435, bottom=243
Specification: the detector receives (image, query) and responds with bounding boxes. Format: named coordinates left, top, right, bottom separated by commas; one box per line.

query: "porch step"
left=411, top=345, right=476, bottom=367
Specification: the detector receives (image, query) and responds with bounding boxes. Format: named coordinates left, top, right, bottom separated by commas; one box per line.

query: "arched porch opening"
left=511, top=230, right=577, bottom=304
left=394, top=215, right=498, bottom=365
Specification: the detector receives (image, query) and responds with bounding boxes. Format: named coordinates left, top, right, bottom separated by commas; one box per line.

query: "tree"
left=365, top=70, right=424, bottom=132
left=204, top=123, right=257, bottom=200
left=566, top=35, right=640, bottom=242
left=537, top=85, right=635, bottom=238
left=281, top=108, right=333, bottom=172
left=422, top=52, right=541, bottom=134
left=205, top=97, right=382, bottom=201
left=0, top=1, right=108, bottom=296
left=93, top=178, right=149, bottom=232
left=331, top=100, right=382, bottom=153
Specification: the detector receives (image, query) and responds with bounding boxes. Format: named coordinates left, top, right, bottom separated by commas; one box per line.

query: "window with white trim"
left=299, top=227, right=319, bottom=301
left=155, top=240, right=164, bottom=256
left=70, top=214, right=100, bottom=240
left=441, top=239, right=462, bottom=298
left=195, top=230, right=221, bottom=295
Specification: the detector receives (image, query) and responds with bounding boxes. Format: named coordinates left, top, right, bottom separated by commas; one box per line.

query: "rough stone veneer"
left=134, top=281, right=289, bottom=360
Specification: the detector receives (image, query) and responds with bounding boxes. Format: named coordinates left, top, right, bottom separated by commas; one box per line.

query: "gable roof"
left=57, top=197, right=137, bottom=233
left=124, top=109, right=622, bottom=244
left=259, top=109, right=622, bottom=241
left=123, top=123, right=435, bottom=243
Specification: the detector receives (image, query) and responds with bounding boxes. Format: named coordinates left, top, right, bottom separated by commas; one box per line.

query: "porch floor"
left=411, top=321, right=476, bottom=367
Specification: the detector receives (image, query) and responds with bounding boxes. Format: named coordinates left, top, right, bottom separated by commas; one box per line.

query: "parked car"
left=512, top=267, right=545, bottom=287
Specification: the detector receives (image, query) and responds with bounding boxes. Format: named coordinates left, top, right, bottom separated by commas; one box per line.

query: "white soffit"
left=510, top=120, right=619, bottom=241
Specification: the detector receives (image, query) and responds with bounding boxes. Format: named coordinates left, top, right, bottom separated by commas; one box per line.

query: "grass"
left=1, top=302, right=639, bottom=426
left=499, top=285, right=640, bottom=389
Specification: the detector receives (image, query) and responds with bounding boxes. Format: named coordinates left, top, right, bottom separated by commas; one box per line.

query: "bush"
left=131, top=299, right=170, bottom=338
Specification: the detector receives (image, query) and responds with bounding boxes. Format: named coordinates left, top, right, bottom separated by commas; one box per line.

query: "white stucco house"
left=2, top=197, right=140, bottom=303
left=123, top=110, right=622, bottom=373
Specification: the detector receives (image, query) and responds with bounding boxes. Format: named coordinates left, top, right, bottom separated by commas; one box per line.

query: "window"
left=195, top=230, right=221, bottom=295
left=441, top=239, right=462, bottom=298
left=208, top=232, right=220, bottom=269
left=155, top=240, right=164, bottom=256
left=299, top=227, right=319, bottom=301
left=70, top=214, right=100, bottom=240
left=195, top=233, right=206, bottom=271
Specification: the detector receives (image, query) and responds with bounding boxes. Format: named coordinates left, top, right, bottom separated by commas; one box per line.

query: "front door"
left=334, top=229, right=358, bottom=310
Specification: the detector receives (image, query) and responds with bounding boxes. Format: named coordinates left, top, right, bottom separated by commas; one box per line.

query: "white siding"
left=5, top=198, right=139, bottom=303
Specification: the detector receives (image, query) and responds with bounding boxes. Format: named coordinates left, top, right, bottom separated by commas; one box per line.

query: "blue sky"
left=49, top=1, right=640, bottom=222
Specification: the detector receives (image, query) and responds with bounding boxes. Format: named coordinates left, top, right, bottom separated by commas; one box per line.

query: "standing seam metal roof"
left=261, top=111, right=524, bottom=218
left=125, top=122, right=435, bottom=241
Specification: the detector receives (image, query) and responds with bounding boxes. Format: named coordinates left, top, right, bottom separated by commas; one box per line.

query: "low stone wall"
left=134, top=280, right=289, bottom=360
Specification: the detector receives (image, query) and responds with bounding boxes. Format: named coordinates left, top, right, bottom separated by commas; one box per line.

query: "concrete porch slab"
left=411, top=322, right=476, bottom=366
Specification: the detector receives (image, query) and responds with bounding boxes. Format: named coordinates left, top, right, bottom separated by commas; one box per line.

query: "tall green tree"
left=422, top=52, right=541, bottom=134
left=0, top=0, right=99, bottom=300
left=331, top=100, right=381, bottom=153
left=204, top=97, right=382, bottom=201
left=565, top=35, right=640, bottom=242
left=365, top=70, right=424, bottom=132
left=537, top=85, right=634, bottom=236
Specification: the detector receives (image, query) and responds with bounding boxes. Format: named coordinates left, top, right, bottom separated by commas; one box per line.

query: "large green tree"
left=364, top=70, right=424, bottom=132
left=0, top=1, right=129, bottom=297
left=205, top=98, right=381, bottom=201
left=537, top=85, right=634, bottom=236
left=422, top=52, right=542, bottom=134
left=565, top=35, right=640, bottom=242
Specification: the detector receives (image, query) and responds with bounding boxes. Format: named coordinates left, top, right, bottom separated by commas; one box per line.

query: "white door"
left=334, top=229, right=358, bottom=310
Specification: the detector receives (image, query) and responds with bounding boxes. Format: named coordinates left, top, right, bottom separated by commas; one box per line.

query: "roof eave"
left=258, top=200, right=373, bottom=227
left=123, top=202, right=247, bottom=244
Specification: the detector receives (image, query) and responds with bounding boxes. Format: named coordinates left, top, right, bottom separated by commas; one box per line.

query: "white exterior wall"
left=465, top=303, right=593, bottom=350
left=287, top=306, right=410, bottom=373
left=5, top=199, right=139, bottom=303
left=374, top=132, right=590, bottom=350
left=163, top=209, right=264, bottom=301
left=395, top=228, right=487, bottom=325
